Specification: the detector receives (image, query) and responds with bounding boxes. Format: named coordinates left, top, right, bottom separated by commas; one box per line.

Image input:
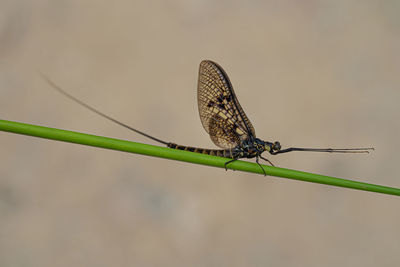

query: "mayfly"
left=42, top=60, right=373, bottom=175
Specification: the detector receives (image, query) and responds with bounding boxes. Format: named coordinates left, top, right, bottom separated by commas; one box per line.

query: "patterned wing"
left=197, top=60, right=256, bottom=149
left=208, top=113, right=242, bottom=149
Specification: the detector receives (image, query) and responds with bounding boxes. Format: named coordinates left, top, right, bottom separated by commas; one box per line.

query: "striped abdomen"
left=167, top=143, right=233, bottom=158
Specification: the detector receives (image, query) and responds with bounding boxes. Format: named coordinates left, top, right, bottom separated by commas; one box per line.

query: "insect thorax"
left=231, top=138, right=271, bottom=159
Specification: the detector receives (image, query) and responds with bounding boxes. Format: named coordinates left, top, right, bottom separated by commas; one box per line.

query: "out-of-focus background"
left=1, top=1, right=399, bottom=266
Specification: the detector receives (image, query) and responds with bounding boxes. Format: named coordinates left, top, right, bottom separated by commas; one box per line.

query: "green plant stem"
left=1, top=119, right=398, bottom=196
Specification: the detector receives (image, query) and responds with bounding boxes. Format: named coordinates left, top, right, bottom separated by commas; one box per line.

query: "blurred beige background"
left=1, top=0, right=399, bottom=266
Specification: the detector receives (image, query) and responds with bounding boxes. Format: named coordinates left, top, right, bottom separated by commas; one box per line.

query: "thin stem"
left=1, top=119, right=398, bottom=196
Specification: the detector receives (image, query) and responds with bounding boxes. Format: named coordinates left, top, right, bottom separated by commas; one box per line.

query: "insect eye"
left=273, top=141, right=281, bottom=151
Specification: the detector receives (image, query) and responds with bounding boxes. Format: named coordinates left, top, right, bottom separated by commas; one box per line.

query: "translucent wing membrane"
left=197, top=60, right=256, bottom=149
left=208, top=113, right=242, bottom=149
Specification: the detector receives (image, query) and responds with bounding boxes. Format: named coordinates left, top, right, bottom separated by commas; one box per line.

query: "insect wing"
left=197, top=60, right=256, bottom=149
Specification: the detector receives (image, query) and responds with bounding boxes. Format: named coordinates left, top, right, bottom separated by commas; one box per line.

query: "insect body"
left=43, top=60, right=373, bottom=175
left=165, top=61, right=372, bottom=174
left=168, top=139, right=279, bottom=160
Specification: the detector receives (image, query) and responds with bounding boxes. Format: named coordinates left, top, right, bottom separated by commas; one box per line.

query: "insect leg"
left=256, top=157, right=267, bottom=176
left=224, top=158, right=238, bottom=171
left=260, top=155, right=275, bottom=167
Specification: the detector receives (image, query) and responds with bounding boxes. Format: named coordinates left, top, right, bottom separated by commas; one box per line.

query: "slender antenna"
left=40, top=73, right=169, bottom=146
left=274, top=147, right=374, bottom=154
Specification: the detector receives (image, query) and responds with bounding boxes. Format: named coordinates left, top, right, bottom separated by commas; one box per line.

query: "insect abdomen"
left=167, top=143, right=232, bottom=158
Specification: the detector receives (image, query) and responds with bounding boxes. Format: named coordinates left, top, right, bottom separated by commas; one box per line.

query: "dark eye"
left=273, top=141, right=281, bottom=151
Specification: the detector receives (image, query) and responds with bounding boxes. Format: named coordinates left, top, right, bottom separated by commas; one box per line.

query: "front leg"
left=260, top=155, right=275, bottom=167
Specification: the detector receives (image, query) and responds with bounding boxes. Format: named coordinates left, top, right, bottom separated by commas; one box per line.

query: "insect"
left=42, top=60, right=373, bottom=175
